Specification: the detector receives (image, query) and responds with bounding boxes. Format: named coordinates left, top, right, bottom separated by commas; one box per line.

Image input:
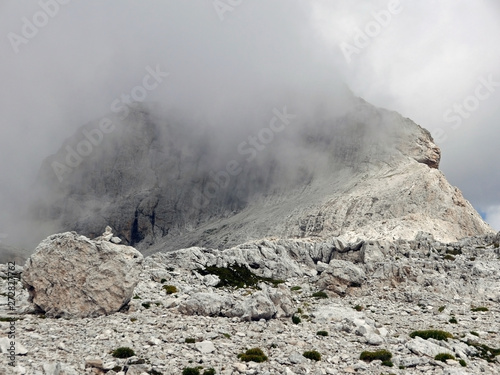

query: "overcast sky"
left=1, top=0, right=499, bottom=237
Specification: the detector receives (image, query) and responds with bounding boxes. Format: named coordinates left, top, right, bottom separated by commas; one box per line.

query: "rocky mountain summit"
left=28, top=93, right=493, bottom=254
left=1, top=229, right=499, bottom=374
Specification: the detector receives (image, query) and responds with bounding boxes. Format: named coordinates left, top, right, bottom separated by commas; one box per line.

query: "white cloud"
left=484, top=206, right=500, bottom=231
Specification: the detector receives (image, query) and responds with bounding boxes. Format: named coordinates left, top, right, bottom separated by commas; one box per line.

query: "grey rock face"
left=22, top=230, right=143, bottom=318
left=30, top=96, right=493, bottom=254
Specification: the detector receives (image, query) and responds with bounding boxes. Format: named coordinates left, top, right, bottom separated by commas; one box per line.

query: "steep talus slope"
left=30, top=94, right=493, bottom=254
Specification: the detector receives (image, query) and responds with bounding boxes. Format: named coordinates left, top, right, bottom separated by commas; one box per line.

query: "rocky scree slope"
left=1, top=231, right=500, bottom=374
left=30, top=95, right=493, bottom=254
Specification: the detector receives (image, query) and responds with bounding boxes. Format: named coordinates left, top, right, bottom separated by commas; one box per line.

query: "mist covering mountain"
left=21, top=87, right=492, bottom=256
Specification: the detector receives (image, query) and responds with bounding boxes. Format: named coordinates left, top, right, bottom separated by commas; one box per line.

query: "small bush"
left=449, top=317, right=458, bottom=324
left=111, top=347, right=135, bottom=358
left=303, top=350, right=321, bottom=361
left=197, top=265, right=283, bottom=288
left=203, top=368, right=216, bottom=375
left=290, top=286, right=302, bottom=291
left=142, top=302, right=151, bottom=309
left=312, top=291, right=328, bottom=299
left=133, top=295, right=141, bottom=299
left=360, top=349, right=392, bottom=363
left=149, top=370, right=163, bottom=375
left=471, top=306, right=488, bottom=312
left=354, top=305, right=363, bottom=311
left=182, top=368, right=200, bottom=375
left=470, top=331, right=479, bottom=337
left=316, top=331, right=328, bottom=336
left=292, top=315, right=301, bottom=324
left=112, top=366, right=122, bottom=372
left=382, top=360, right=394, bottom=367
left=185, top=338, right=196, bottom=343
left=130, top=317, right=137, bottom=322
left=444, top=254, right=455, bottom=261
left=222, top=333, right=231, bottom=338
left=163, top=285, right=178, bottom=294
left=434, top=353, right=455, bottom=362
left=237, top=348, right=268, bottom=362
left=438, top=306, right=446, bottom=312
left=409, top=330, right=453, bottom=341
left=459, top=359, right=467, bottom=367
left=446, top=249, right=462, bottom=255
left=160, top=278, right=167, bottom=283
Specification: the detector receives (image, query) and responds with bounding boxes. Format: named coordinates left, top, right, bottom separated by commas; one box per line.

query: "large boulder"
left=22, top=229, right=143, bottom=318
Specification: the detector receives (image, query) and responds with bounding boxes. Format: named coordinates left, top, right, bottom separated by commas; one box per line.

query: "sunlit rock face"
left=31, top=91, right=493, bottom=254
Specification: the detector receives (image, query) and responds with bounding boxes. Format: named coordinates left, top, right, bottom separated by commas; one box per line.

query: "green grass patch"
left=197, top=265, right=284, bottom=289
left=459, top=359, right=467, bottom=367
left=237, top=348, right=268, bottom=362
left=290, top=286, right=302, bottom=291
left=162, top=285, right=178, bottom=294
left=312, top=291, right=328, bottom=299
left=316, top=331, right=328, bottom=336
left=303, top=350, right=321, bottom=361
left=434, top=353, right=455, bottom=362
left=471, top=306, right=488, bottom=312
left=438, top=306, right=446, bottom=312
left=409, top=330, right=453, bottom=341
left=182, top=368, right=201, bottom=375
left=360, top=349, right=392, bottom=363
left=111, top=347, right=135, bottom=358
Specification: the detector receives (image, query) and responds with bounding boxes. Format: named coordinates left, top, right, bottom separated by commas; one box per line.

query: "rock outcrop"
left=22, top=228, right=143, bottom=318
left=2, top=232, right=500, bottom=374
left=29, top=94, right=493, bottom=254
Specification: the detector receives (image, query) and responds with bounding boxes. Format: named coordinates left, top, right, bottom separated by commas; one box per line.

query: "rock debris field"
left=1, top=230, right=500, bottom=375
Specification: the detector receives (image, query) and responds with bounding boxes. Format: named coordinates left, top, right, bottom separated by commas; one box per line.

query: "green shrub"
left=130, top=317, right=137, bottom=322
left=438, top=306, right=446, bottom=312
left=148, top=370, right=163, bottom=375
left=382, top=360, right=394, bottom=367
left=354, top=305, right=363, bottom=311
left=222, top=333, right=231, bottom=338
left=449, top=317, right=458, bottom=324
left=197, top=265, right=283, bottom=288
left=409, top=330, right=453, bottom=341
left=185, top=338, right=196, bottom=343
left=312, top=291, right=328, bottom=299
left=471, top=306, right=488, bottom=312
left=470, top=331, right=479, bottom=337
left=182, top=368, right=200, bottom=375
left=290, top=286, right=302, bottom=291
left=237, top=348, right=268, bottom=362
left=316, top=331, right=328, bottom=336
left=111, top=347, right=135, bottom=358
left=446, top=249, right=462, bottom=255
left=113, top=366, right=122, bottom=372
left=444, top=254, right=455, bottom=261
left=434, top=353, right=455, bottom=362
left=203, top=368, right=216, bottom=375
left=142, top=302, right=151, bottom=309
left=303, top=350, right=321, bottom=361
left=163, top=285, right=178, bottom=294
left=160, top=278, right=167, bottom=283
left=292, top=315, right=301, bottom=324
left=459, top=359, right=467, bottom=367
left=360, top=349, right=392, bottom=363
left=133, top=295, right=141, bottom=299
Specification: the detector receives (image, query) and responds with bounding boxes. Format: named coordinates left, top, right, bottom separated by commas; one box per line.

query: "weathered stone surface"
left=22, top=231, right=143, bottom=318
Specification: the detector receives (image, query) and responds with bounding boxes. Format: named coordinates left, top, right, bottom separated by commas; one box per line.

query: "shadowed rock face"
left=29, top=93, right=492, bottom=254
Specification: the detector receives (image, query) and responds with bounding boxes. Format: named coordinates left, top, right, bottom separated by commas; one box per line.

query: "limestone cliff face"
left=31, top=95, right=493, bottom=253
